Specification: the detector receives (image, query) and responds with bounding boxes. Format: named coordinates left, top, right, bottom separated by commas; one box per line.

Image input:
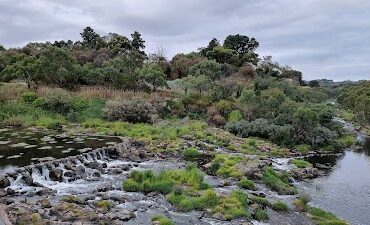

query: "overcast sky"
left=0, top=0, right=369, bottom=81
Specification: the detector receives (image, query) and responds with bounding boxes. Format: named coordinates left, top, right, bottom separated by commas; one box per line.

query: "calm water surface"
left=0, top=127, right=121, bottom=170
left=300, top=137, right=370, bottom=225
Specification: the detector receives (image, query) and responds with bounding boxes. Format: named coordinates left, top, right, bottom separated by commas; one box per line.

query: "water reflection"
left=0, top=127, right=121, bottom=168
left=298, top=137, right=370, bottom=225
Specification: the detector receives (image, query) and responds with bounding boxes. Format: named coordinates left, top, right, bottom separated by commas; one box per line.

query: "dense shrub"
left=272, top=201, right=289, bottom=212
left=183, top=147, right=202, bottom=160
left=255, top=209, right=269, bottom=221
left=227, top=110, right=243, bottom=123
left=44, top=88, right=73, bottom=113
left=263, top=167, right=297, bottom=195
left=22, top=91, right=38, bottom=103
left=238, top=178, right=256, bottom=190
left=103, top=98, right=155, bottom=123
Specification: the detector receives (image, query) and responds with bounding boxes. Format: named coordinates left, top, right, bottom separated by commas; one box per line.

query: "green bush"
left=238, top=178, right=256, bottom=190
left=262, top=167, right=297, bottom=195
left=32, top=97, right=47, bottom=108
left=44, top=88, right=72, bottom=113
left=22, top=91, right=38, bottom=103
left=71, top=98, right=89, bottom=112
left=255, top=209, right=269, bottom=221
left=103, top=98, right=155, bottom=123
left=250, top=195, right=269, bottom=207
left=272, top=201, right=289, bottom=212
left=123, top=179, right=140, bottom=192
left=193, top=189, right=219, bottom=210
left=212, top=191, right=250, bottom=220
left=183, top=147, right=202, bottom=161
left=294, top=194, right=311, bottom=211
left=96, top=200, right=113, bottom=209
left=228, top=110, right=243, bottom=123
left=296, top=144, right=311, bottom=155
left=308, top=207, right=348, bottom=225
left=151, top=215, right=175, bottom=225
left=291, top=159, right=312, bottom=168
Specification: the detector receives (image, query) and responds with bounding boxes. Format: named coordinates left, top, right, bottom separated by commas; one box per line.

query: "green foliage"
left=212, top=191, right=250, bottom=220
left=123, top=179, right=140, bottom=192
left=250, top=195, right=270, bottom=207
left=189, top=60, right=222, bottom=80
left=293, top=194, right=311, bottom=211
left=103, top=98, right=154, bottom=123
left=22, top=91, right=38, bottom=103
left=123, top=166, right=207, bottom=195
left=96, top=200, right=113, bottom=209
left=263, top=167, right=297, bottom=195
left=291, top=159, right=312, bottom=168
left=295, top=144, right=311, bottom=155
left=183, top=147, right=202, bottom=161
left=44, top=88, right=73, bottom=113
left=308, top=207, right=348, bottom=225
left=272, top=201, right=289, bottom=212
left=211, top=154, right=243, bottom=178
left=255, top=209, right=269, bottom=221
left=138, top=63, right=167, bottom=91
left=237, top=178, right=256, bottom=190
left=151, top=215, right=175, bottom=225
left=338, top=134, right=356, bottom=148
left=337, top=81, right=370, bottom=126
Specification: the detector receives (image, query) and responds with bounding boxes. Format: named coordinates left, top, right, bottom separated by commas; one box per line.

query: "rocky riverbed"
left=0, top=136, right=323, bottom=225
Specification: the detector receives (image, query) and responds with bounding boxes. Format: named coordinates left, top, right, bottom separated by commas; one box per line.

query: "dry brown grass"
left=0, top=82, right=28, bottom=101
left=76, top=86, right=150, bottom=100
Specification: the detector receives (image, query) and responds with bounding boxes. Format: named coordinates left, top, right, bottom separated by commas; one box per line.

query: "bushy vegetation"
left=272, top=201, right=289, bottom=212
left=291, top=159, right=312, bottom=168
left=262, top=167, right=297, bottom=195
left=337, top=81, right=370, bottom=127
left=122, top=166, right=249, bottom=220
left=151, top=215, right=175, bottom=225
left=238, top=178, right=256, bottom=190
left=308, top=207, right=348, bottom=225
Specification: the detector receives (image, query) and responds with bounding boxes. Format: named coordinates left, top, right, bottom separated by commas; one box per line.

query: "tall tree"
left=2, top=55, right=40, bottom=89
left=131, top=31, right=145, bottom=55
left=0, top=44, right=5, bottom=51
left=223, top=34, right=259, bottom=55
left=138, top=63, right=167, bottom=91
left=80, top=27, right=101, bottom=49
left=200, top=38, right=220, bottom=56
left=38, top=46, right=77, bottom=88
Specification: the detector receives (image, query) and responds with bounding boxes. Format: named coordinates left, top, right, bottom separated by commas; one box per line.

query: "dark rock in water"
left=0, top=176, right=10, bottom=188
left=64, top=171, right=77, bottom=178
left=108, top=139, right=149, bottom=162
left=49, top=168, right=63, bottom=181
left=36, top=188, right=55, bottom=196
left=6, top=188, right=15, bottom=195
left=291, top=167, right=319, bottom=180
left=85, top=161, right=100, bottom=170
left=92, top=171, right=101, bottom=177
left=0, top=188, right=7, bottom=197
left=22, top=174, right=33, bottom=186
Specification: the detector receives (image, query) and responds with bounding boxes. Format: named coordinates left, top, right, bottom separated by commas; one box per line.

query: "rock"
left=0, top=188, right=7, bottom=197
left=0, top=176, right=10, bottom=188
left=6, top=188, right=15, bottom=195
left=37, top=188, right=56, bottom=196
left=49, top=168, right=63, bottom=181
left=108, top=139, right=149, bottom=162
left=85, top=161, right=100, bottom=170
left=37, top=198, right=52, bottom=208
left=212, top=212, right=224, bottom=220
left=22, top=174, right=33, bottom=186
left=92, top=171, right=101, bottom=177
left=64, top=171, right=77, bottom=178
left=291, top=167, right=319, bottom=180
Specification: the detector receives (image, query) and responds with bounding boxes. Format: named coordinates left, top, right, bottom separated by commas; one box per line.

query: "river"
left=299, top=134, right=370, bottom=225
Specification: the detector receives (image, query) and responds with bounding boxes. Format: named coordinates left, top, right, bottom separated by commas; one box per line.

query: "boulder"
left=49, top=168, right=63, bottom=181
left=0, top=176, right=10, bottom=188
left=22, top=174, right=33, bottom=186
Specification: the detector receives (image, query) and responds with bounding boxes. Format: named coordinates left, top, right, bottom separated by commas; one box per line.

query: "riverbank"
left=0, top=125, right=350, bottom=225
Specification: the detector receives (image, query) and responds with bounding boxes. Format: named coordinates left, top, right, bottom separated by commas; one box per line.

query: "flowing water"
left=298, top=133, right=370, bottom=225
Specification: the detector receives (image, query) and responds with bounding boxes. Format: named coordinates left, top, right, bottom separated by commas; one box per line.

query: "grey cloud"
left=0, top=0, right=369, bottom=81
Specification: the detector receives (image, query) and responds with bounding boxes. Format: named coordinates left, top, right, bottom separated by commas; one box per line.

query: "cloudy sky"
left=0, top=0, right=369, bottom=81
